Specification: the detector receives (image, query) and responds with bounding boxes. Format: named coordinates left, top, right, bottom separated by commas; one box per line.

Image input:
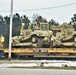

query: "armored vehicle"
left=51, top=23, right=76, bottom=47
left=12, top=22, right=53, bottom=48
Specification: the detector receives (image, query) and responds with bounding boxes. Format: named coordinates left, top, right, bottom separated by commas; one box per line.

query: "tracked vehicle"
left=51, top=23, right=76, bottom=47
left=12, top=22, right=53, bottom=48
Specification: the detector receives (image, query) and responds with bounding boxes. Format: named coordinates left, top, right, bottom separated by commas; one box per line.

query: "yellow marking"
left=48, top=48, right=76, bottom=53
left=0, top=48, right=76, bottom=53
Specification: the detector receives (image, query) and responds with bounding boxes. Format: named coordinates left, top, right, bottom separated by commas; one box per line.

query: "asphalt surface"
left=0, top=68, right=76, bottom=75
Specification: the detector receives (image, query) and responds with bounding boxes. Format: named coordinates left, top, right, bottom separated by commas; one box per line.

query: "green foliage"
left=12, top=13, right=21, bottom=36
left=32, top=14, right=47, bottom=23
left=21, top=15, right=30, bottom=24
left=49, top=19, right=59, bottom=26
left=70, top=14, right=76, bottom=30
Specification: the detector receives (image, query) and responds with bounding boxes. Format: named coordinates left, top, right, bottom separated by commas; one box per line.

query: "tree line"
left=0, top=13, right=75, bottom=48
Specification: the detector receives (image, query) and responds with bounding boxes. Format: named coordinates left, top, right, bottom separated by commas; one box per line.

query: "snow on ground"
left=0, top=60, right=76, bottom=68
left=0, top=63, right=37, bottom=68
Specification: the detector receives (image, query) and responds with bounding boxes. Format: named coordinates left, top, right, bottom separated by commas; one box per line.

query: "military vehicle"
left=12, top=22, right=53, bottom=48
left=51, top=23, right=76, bottom=47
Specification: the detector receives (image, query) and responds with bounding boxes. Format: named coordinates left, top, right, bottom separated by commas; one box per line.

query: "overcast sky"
left=0, top=0, right=76, bottom=24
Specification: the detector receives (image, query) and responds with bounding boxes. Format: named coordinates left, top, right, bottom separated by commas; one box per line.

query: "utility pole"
left=8, top=0, right=13, bottom=60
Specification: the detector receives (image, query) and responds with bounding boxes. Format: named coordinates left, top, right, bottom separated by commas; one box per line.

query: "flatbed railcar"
left=0, top=48, right=76, bottom=59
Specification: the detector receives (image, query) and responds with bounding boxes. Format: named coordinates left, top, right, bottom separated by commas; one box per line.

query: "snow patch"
left=0, top=60, right=76, bottom=68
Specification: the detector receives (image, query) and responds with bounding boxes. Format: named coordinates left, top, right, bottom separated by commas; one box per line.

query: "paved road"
left=0, top=68, right=76, bottom=75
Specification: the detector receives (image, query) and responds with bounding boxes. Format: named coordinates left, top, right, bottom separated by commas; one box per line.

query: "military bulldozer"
left=12, top=22, right=53, bottom=48
left=51, top=23, right=76, bottom=48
